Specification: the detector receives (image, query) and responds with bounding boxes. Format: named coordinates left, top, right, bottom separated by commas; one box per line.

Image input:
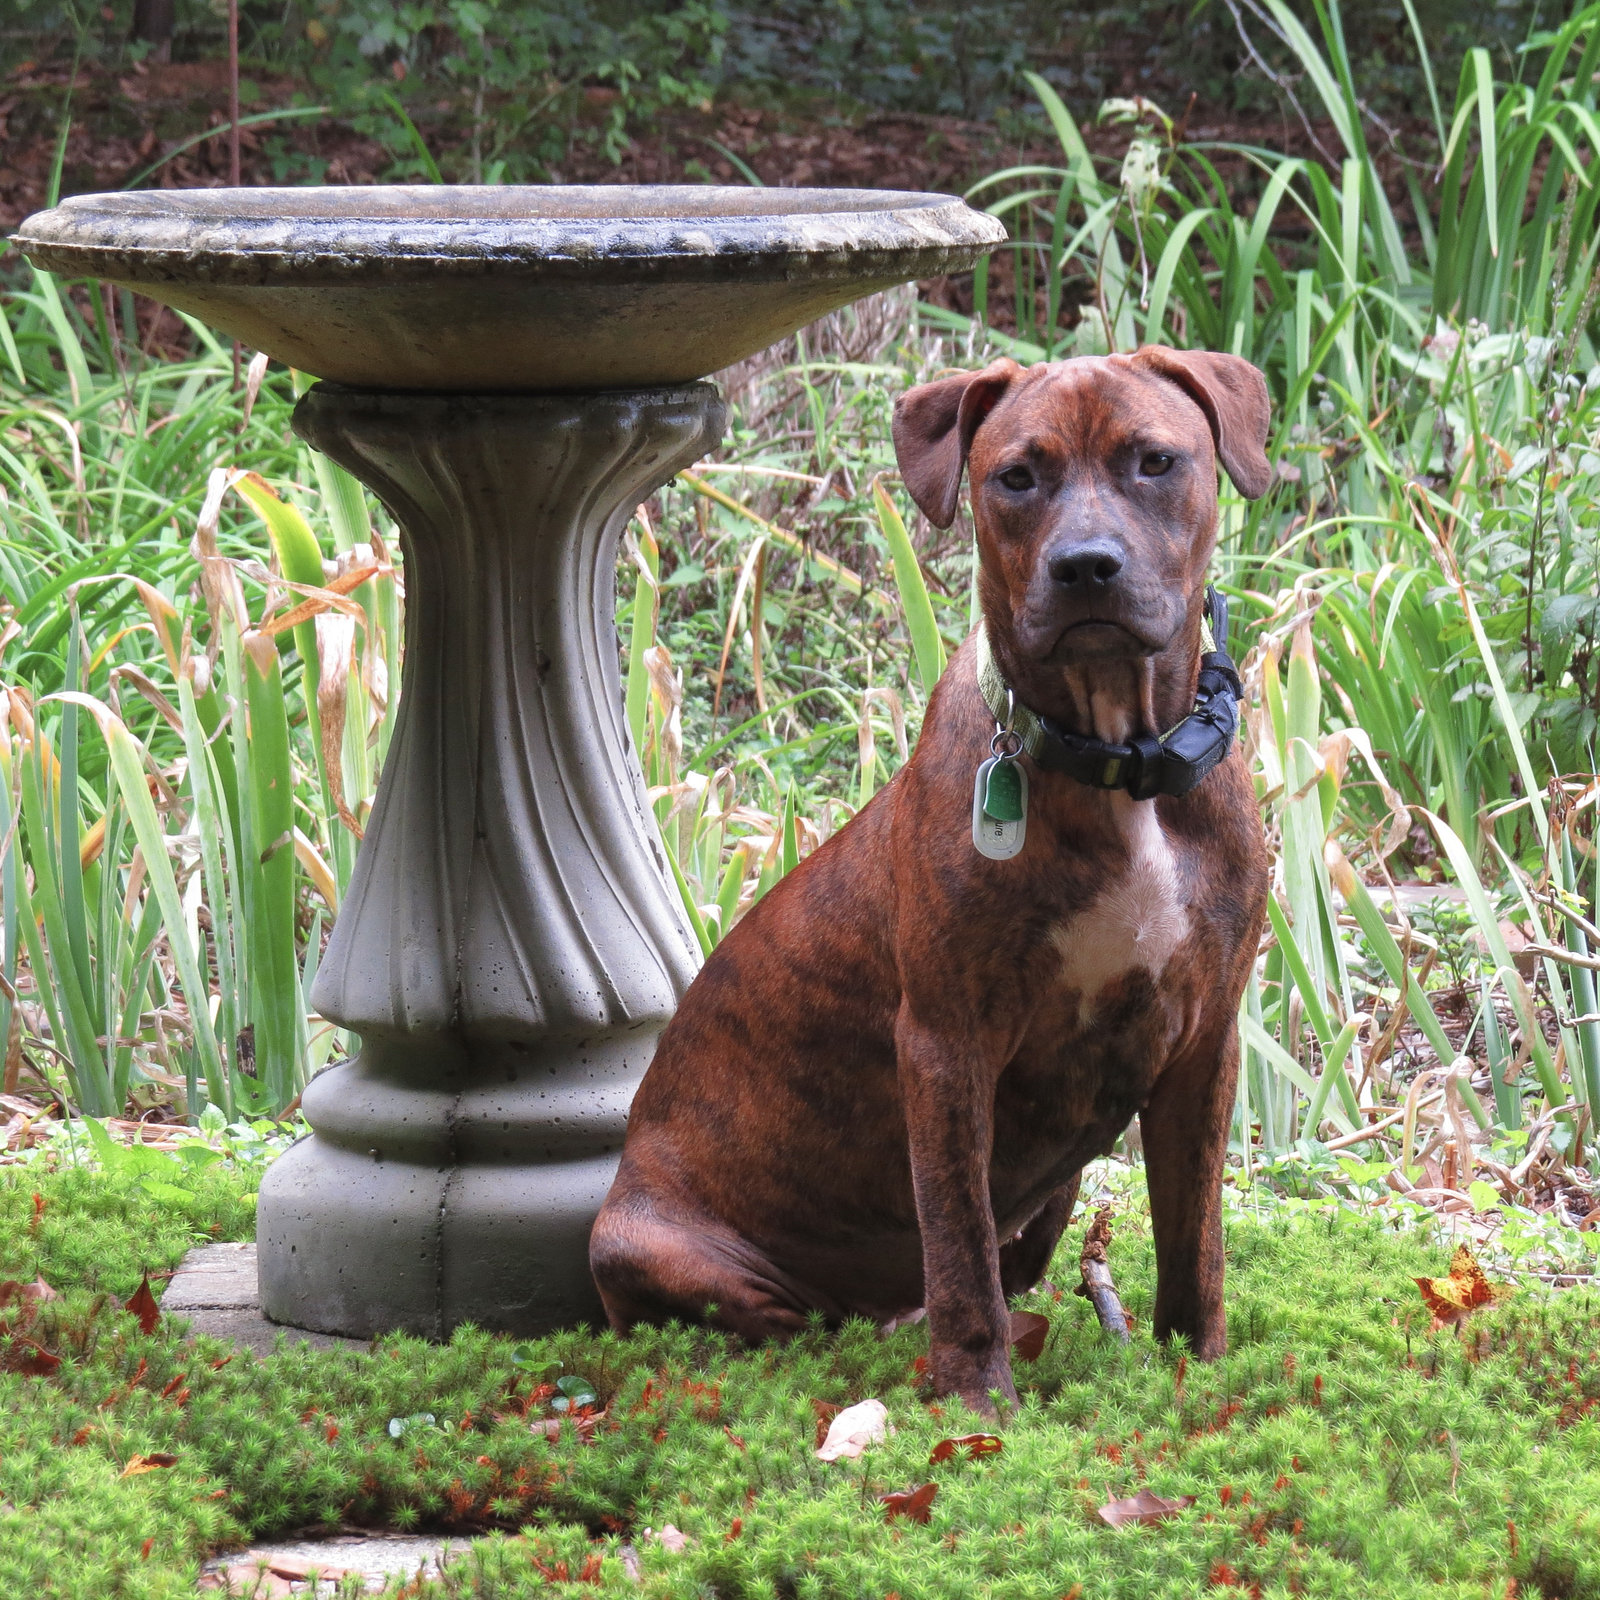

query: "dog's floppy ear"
left=892, top=359, right=1021, bottom=528
left=1130, top=345, right=1273, bottom=500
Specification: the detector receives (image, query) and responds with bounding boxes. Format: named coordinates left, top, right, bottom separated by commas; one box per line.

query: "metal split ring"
left=990, top=686, right=1024, bottom=760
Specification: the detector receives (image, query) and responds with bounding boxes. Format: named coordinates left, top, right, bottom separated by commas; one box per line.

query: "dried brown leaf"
left=1096, top=1488, right=1196, bottom=1528
left=880, top=1482, right=938, bottom=1523
left=7, top=1337, right=60, bottom=1376
left=811, top=1399, right=841, bottom=1449
left=1010, top=1309, right=1050, bottom=1362
left=1415, top=1245, right=1512, bottom=1330
left=929, top=1433, right=1004, bottom=1464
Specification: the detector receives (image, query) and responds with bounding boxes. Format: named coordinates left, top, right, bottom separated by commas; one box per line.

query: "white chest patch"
left=1050, top=799, right=1190, bottom=1015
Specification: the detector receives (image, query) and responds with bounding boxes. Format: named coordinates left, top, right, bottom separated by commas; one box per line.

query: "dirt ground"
left=0, top=53, right=1413, bottom=231
left=0, top=52, right=1437, bottom=352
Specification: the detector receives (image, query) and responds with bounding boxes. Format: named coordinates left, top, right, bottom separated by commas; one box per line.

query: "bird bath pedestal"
left=13, top=186, right=1003, bottom=1339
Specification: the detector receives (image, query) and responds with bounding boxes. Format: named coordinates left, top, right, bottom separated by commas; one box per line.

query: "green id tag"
left=982, top=757, right=1025, bottom=822
left=971, top=756, right=1028, bottom=860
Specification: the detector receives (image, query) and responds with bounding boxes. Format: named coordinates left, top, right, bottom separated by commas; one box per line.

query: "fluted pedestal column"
left=257, top=383, right=723, bottom=1339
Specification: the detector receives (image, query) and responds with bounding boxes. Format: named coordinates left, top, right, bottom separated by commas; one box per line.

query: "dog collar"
left=974, top=586, right=1243, bottom=803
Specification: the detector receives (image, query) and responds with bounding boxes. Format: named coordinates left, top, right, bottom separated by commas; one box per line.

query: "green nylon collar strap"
left=973, top=587, right=1242, bottom=802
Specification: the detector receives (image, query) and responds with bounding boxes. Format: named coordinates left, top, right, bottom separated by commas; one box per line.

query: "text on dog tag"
left=971, top=756, right=1027, bottom=860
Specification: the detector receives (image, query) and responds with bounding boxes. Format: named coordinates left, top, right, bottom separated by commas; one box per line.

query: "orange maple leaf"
left=1415, top=1246, right=1512, bottom=1330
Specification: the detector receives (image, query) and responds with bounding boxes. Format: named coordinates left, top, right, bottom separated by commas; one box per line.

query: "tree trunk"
left=130, top=0, right=175, bottom=62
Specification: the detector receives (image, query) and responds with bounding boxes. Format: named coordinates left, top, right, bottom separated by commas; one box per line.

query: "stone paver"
left=200, top=1534, right=473, bottom=1594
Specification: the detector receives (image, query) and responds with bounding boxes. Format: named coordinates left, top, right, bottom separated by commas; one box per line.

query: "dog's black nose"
left=1048, top=541, right=1124, bottom=587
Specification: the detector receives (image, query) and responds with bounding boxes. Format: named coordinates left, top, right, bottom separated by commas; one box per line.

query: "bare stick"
left=1074, top=1206, right=1130, bottom=1343
left=228, top=0, right=242, bottom=388
left=227, top=0, right=241, bottom=186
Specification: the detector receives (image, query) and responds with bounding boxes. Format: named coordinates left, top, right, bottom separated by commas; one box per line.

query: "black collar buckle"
left=1017, top=586, right=1243, bottom=802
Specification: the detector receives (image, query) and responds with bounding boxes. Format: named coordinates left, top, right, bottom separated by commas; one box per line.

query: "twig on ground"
left=1074, top=1206, right=1130, bottom=1343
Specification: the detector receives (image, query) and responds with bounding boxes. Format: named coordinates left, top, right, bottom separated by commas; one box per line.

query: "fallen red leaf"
left=8, top=1337, right=60, bottom=1376
left=1415, top=1246, right=1511, bottom=1330
left=929, top=1433, right=1004, bottom=1464
left=120, top=1452, right=179, bottom=1477
left=1010, top=1310, right=1050, bottom=1362
left=881, top=1482, right=938, bottom=1523
left=126, top=1275, right=161, bottom=1337
left=1096, top=1488, right=1196, bottom=1528
left=0, top=1277, right=57, bottom=1308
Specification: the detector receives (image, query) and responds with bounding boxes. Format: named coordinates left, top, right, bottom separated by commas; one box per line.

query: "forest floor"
left=0, top=51, right=1421, bottom=234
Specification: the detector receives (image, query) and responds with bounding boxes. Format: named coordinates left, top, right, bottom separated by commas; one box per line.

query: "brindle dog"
left=590, top=346, right=1272, bottom=1415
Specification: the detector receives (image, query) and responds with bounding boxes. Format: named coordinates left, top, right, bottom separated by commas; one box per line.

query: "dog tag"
left=983, top=757, right=1025, bottom=821
left=971, top=756, right=1028, bottom=860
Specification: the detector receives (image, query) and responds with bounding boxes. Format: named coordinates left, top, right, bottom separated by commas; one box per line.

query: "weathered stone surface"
left=162, top=1242, right=259, bottom=1311
left=11, top=185, right=1005, bottom=390
left=256, top=385, right=722, bottom=1340
left=163, top=1244, right=363, bottom=1356
left=201, top=1533, right=472, bottom=1593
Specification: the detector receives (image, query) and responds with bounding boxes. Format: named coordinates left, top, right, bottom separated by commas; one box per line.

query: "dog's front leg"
left=1139, top=1021, right=1240, bottom=1359
left=895, top=1003, right=1014, bottom=1416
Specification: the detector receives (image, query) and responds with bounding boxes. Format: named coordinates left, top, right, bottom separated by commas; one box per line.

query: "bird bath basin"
left=13, top=185, right=1004, bottom=1339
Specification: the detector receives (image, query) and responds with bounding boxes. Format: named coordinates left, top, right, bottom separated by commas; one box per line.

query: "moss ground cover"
left=3, top=1161, right=1598, bottom=1598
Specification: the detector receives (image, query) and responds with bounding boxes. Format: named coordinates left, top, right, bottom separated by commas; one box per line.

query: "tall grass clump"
left=0, top=277, right=398, bottom=1120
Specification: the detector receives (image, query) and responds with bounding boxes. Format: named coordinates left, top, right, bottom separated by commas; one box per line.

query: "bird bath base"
left=257, top=384, right=720, bottom=1337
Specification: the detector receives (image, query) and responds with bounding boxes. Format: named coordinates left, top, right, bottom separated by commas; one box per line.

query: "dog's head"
left=892, top=348, right=1271, bottom=683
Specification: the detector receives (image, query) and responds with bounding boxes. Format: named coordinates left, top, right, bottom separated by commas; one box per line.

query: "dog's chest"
left=1048, top=801, right=1190, bottom=1018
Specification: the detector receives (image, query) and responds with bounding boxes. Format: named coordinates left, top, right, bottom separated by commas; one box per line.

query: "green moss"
left=3, top=1168, right=1599, bottom=1597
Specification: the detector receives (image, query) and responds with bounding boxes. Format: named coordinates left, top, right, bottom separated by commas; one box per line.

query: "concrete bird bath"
left=13, top=185, right=1004, bottom=1339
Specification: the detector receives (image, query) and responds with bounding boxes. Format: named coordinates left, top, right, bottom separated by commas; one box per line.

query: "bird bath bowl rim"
left=10, top=183, right=1007, bottom=287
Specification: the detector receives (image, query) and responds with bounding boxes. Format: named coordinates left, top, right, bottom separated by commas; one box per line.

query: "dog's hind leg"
left=998, top=1177, right=1080, bottom=1297
left=590, top=1202, right=824, bottom=1343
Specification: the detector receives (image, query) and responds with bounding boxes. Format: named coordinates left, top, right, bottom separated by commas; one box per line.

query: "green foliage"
left=288, top=0, right=730, bottom=181
left=1, top=0, right=1559, bottom=192
left=5, top=1168, right=1600, bottom=1595
left=0, top=277, right=400, bottom=1119
left=0, top=1144, right=261, bottom=1298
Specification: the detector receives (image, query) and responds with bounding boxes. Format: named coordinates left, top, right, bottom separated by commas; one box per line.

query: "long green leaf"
left=49, top=692, right=229, bottom=1112
left=873, top=478, right=947, bottom=698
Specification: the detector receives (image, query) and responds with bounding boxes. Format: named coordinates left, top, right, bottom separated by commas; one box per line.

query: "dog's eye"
left=997, top=465, right=1035, bottom=492
left=1140, top=451, right=1175, bottom=477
